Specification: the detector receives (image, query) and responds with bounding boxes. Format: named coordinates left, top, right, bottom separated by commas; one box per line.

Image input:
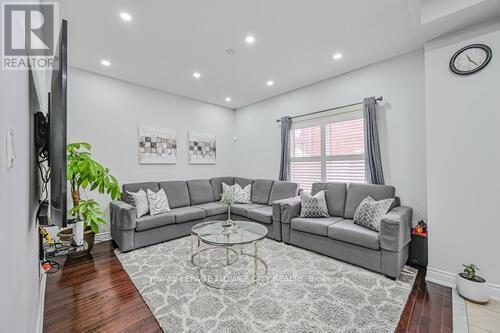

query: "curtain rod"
left=276, top=96, right=383, bottom=123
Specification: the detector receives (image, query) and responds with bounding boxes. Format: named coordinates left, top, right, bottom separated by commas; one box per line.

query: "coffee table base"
left=191, top=236, right=268, bottom=290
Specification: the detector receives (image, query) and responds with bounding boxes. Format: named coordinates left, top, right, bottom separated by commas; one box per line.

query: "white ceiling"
left=58, top=0, right=424, bottom=109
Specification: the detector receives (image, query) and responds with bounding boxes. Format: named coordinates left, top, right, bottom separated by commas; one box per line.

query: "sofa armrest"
left=379, top=206, right=412, bottom=252
left=110, top=200, right=137, bottom=231
left=274, top=196, right=301, bottom=224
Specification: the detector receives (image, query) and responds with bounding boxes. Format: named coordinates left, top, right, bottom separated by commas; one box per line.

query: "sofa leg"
left=385, top=275, right=397, bottom=281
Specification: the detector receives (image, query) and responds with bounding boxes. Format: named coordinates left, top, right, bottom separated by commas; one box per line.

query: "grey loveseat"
left=110, top=177, right=299, bottom=252
left=278, top=182, right=412, bottom=278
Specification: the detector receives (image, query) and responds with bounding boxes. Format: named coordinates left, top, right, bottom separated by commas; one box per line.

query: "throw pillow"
left=126, top=189, right=149, bottom=218
left=146, top=188, right=171, bottom=216
left=233, top=184, right=251, bottom=203
left=353, top=196, right=394, bottom=232
left=221, top=183, right=252, bottom=204
left=300, top=190, right=329, bottom=217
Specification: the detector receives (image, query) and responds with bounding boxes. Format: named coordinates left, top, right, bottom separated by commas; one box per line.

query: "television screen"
left=49, top=19, right=67, bottom=227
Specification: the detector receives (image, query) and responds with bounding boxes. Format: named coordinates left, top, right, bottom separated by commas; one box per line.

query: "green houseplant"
left=456, top=264, right=490, bottom=304
left=59, top=142, right=120, bottom=253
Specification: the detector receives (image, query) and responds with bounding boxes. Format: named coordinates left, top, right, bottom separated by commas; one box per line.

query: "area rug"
left=115, top=237, right=417, bottom=332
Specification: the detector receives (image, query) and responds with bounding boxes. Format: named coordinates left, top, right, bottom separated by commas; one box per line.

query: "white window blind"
left=290, top=108, right=366, bottom=191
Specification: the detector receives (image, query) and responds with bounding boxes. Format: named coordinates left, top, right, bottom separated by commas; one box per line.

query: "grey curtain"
left=363, top=97, right=385, bottom=184
left=278, top=116, right=292, bottom=181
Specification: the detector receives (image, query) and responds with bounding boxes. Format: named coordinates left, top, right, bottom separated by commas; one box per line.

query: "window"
left=290, top=109, right=365, bottom=191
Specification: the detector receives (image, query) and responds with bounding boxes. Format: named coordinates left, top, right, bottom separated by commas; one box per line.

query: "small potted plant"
left=456, top=264, right=490, bottom=304
left=221, top=193, right=235, bottom=228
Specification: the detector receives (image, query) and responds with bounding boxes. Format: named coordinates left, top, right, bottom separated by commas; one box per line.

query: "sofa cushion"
left=122, top=182, right=159, bottom=204
left=353, top=196, right=394, bottom=232
left=291, top=216, right=343, bottom=236
left=171, top=206, right=206, bottom=223
left=234, top=177, right=253, bottom=189
left=210, top=177, right=234, bottom=200
left=192, top=202, right=227, bottom=217
left=327, top=219, right=380, bottom=250
left=223, top=183, right=251, bottom=204
left=251, top=179, right=274, bottom=205
left=187, top=179, right=216, bottom=205
left=230, top=203, right=266, bottom=217
left=247, top=206, right=273, bottom=224
left=136, top=212, right=175, bottom=231
left=300, top=190, right=329, bottom=218
left=311, top=182, right=347, bottom=217
left=159, top=181, right=191, bottom=208
left=344, top=183, right=396, bottom=219
left=268, top=181, right=299, bottom=205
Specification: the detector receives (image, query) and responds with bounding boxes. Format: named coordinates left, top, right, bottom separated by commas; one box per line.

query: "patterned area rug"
left=115, top=237, right=416, bottom=332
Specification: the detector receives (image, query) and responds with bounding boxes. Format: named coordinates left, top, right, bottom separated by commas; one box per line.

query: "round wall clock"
left=450, top=44, right=492, bottom=75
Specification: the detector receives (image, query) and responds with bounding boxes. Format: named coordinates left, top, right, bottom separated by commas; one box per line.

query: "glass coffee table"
left=191, top=220, right=268, bottom=290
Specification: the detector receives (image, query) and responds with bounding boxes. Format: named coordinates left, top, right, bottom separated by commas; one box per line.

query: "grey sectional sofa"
left=110, top=177, right=300, bottom=252
left=278, top=182, right=412, bottom=278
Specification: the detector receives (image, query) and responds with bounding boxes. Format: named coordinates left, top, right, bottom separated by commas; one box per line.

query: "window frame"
left=289, top=105, right=366, bottom=190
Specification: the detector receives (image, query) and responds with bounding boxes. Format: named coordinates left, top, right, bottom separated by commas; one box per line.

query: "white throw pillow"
left=300, top=190, right=329, bottom=217
left=146, top=188, right=171, bottom=216
left=126, top=189, right=150, bottom=218
left=221, top=182, right=252, bottom=204
left=233, top=184, right=251, bottom=203
left=353, top=196, right=394, bottom=232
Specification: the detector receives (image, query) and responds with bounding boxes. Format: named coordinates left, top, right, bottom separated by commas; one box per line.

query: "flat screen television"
left=48, top=19, right=68, bottom=227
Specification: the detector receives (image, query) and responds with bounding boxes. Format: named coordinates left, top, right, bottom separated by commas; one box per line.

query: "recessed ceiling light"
left=101, top=59, right=111, bottom=67
left=225, top=97, right=231, bottom=102
left=245, top=35, right=255, bottom=44
left=333, top=53, right=343, bottom=60
left=193, top=72, right=201, bottom=79
left=120, top=12, right=132, bottom=21
left=266, top=80, right=274, bottom=86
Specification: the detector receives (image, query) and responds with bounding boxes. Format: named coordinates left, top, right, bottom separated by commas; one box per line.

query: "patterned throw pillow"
left=221, top=183, right=252, bottom=204
left=300, top=190, right=329, bottom=217
left=126, top=189, right=150, bottom=218
left=353, top=196, right=394, bottom=232
left=146, top=188, right=171, bottom=216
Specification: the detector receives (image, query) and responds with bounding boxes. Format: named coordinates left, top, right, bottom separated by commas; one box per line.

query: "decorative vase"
left=227, top=205, right=232, bottom=221
left=456, top=273, right=490, bottom=304
left=57, top=227, right=95, bottom=258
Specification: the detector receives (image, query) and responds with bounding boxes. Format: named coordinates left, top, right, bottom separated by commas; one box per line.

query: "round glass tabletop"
left=191, top=220, right=268, bottom=246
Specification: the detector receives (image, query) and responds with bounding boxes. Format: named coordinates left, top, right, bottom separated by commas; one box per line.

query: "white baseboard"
left=36, top=264, right=47, bottom=333
left=452, top=288, right=469, bottom=333
left=426, top=266, right=500, bottom=300
left=95, top=231, right=112, bottom=243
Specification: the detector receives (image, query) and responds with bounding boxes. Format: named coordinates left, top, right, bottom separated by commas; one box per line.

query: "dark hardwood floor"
left=44, top=241, right=452, bottom=333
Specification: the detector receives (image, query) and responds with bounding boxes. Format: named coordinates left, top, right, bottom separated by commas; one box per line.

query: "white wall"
left=233, top=50, right=427, bottom=224
left=425, top=18, right=500, bottom=290
left=68, top=68, right=235, bottom=229
left=0, top=40, right=41, bottom=333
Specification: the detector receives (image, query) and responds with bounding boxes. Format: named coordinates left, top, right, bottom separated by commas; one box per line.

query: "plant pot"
left=57, top=227, right=95, bottom=258
left=456, top=273, right=490, bottom=304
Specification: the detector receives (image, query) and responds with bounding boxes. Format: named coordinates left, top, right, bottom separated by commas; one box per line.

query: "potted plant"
left=58, top=142, right=120, bottom=256
left=456, top=264, right=490, bottom=304
left=221, top=193, right=235, bottom=230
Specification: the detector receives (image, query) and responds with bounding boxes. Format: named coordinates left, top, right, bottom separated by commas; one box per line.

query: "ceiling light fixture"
left=120, top=12, right=132, bottom=21
left=333, top=53, right=343, bottom=60
left=101, top=59, right=111, bottom=66
left=225, top=97, right=231, bottom=102
left=266, top=80, right=274, bottom=86
left=193, top=72, right=201, bottom=79
left=245, top=35, right=255, bottom=44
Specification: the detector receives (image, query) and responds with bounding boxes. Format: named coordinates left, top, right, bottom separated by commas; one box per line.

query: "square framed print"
left=188, top=131, right=216, bottom=164
left=138, top=126, right=177, bottom=164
